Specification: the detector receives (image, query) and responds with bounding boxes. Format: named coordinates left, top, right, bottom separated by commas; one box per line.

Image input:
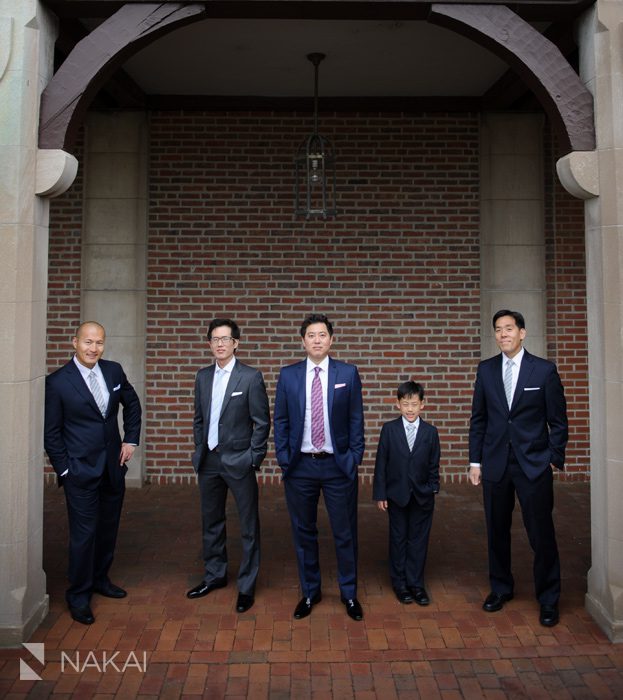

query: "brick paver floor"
left=1, top=480, right=622, bottom=698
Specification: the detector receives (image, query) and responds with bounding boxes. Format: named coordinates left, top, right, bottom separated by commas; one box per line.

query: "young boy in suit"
left=373, top=381, right=440, bottom=605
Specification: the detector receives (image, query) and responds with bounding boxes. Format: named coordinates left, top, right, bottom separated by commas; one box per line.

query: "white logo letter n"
left=20, top=643, right=45, bottom=681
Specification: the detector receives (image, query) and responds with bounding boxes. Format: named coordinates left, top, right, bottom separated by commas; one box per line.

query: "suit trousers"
left=197, top=449, right=260, bottom=595
left=283, top=454, right=359, bottom=600
left=387, top=494, right=434, bottom=590
left=482, top=450, right=560, bottom=605
left=63, top=466, right=125, bottom=608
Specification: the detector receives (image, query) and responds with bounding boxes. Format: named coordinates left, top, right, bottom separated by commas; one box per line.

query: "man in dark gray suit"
left=187, top=319, right=270, bottom=613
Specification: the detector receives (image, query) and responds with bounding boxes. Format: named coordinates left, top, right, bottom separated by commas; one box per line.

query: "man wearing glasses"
left=187, top=319, right=270, bottom=613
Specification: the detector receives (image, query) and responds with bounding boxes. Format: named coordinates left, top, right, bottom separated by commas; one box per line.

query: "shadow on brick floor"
left=1, top=480, right=622, bottom=698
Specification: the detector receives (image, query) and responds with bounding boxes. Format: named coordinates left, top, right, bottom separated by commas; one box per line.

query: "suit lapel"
left=296, top=361, right=307, bottom=419
left=491, top=354, right=508, bottom=411
left=327, top=358, right=337, bottom=418
left=219, top=361, right=242, bottom=416
left=65, top=360, right=102, bottom=418
left=396, top=418, right=412, bottom=456
left=99, top=360, right=114, bottom=416
left=512, top=351, right=535, bottom=410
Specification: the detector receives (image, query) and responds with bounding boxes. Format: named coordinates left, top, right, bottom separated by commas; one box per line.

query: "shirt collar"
left=73, top=355, right=102, bottom=379
left=502, top=347, right=525, bottom=365
left=402, top=416, right=420, bottom=431
left=216, top=356, right=236, bottom=373
left=307, top=356, right=330, bottom=374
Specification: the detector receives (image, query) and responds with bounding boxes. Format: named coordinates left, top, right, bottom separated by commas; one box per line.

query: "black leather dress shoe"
left=236, top=593, right=255, bottom=613
left=186, top=577, right=228, bottom=599
left=341, top=597, right=363, bottom=621
left=293, top=592, right=322, bottom=619
left=482, top=591, right=514, bottom=612
left=411, top=587, right=430, bottom=606
left=93, top=582, right=127, bottom=599
left=395, top=589, right=414, bottom=604
left=539, top=604, right=559, bottom=627
left=69, top=605, right=95, bottom=625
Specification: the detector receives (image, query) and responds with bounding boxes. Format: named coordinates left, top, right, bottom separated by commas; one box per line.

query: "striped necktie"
left=504, top=359, right=514, bottom=407
left=406, top=423, right=416, bottom=451
left=88, top=370, right=107, bottom=417
left=311, top=366, right=324, bottom=450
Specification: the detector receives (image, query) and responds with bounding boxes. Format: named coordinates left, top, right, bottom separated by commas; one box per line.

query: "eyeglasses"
left=209, top=336, right=235, bottom=345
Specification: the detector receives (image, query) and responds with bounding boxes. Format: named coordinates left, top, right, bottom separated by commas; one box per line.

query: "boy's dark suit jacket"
left=192, top=360, right=270, bottom=476
left=44, top=358, right=142, bottom=488
left=469, top=349, right=568, bottom=482
left=373, top=418, right=440, bottom=507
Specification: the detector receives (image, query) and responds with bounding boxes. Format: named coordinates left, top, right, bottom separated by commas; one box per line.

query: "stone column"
left=82, top=111, right=147, bottom=487
left=480, top=113, right=546, bottom=356
left=0, top=0, right=55, bottom=645
left=577, top=0, right=623, bottom=642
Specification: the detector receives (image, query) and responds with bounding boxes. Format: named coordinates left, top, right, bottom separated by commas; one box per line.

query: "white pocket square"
left=231, top=391, right=243, bottom=396
left=524, top=387, right=540, bottom=391
left=334, top=383, right=346, bottom=389
left=113, top=384, right=121, bottom=391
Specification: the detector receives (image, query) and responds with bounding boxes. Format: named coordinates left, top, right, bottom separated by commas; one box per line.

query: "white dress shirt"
left=301, top=356, right=334, bottom=454
left=469, top=347, right=525, bottom=469
left=502, top=346, right=524, bottom=401
left=402, top=416, right=420, bottom=444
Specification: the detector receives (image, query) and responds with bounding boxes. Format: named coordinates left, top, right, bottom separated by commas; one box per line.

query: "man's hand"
left=468, top=466, right=482, bottom=486
left=119, top=443, right=136, bottom=465
left=376, top=500, right=388, bottom=512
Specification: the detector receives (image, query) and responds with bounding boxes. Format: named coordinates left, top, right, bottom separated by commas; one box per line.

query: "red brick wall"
left=46, top=112, right=590, bottom=482
left=147, top=111, right=481, bottom=483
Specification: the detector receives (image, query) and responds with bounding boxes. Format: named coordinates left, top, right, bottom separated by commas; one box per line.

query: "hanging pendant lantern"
left=294, top=53, right=337, bottom=219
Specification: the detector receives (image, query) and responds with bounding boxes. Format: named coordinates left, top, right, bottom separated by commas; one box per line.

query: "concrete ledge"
left=35, top=149, right=78, bottom=198
left=557, top=151, right=599, bottom=199
left=0, top=594, right=49, bottom=648
left=585, top=592, right=623, bottom=643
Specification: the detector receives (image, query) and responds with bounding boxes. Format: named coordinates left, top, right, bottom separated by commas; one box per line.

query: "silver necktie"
left=504, top=359, right=514, bottom=407
left=88, top=370, right=107, bottom=416
left=406, top=423, right=416, bottom=451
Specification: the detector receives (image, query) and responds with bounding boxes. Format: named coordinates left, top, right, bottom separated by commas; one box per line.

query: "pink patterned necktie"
left=311, top=366, right=325, bottom=450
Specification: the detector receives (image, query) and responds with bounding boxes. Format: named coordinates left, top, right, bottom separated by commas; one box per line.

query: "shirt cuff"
left=469, top=463, right=481, bottom=468
left=60, top=469, right=68, bottom=477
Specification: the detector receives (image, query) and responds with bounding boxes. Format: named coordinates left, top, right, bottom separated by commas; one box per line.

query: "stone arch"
left=428, top=3, right=595, bottom=153
left=38, top=2, right=206, bottom=151
left=39, top=3, right=595, bottom=158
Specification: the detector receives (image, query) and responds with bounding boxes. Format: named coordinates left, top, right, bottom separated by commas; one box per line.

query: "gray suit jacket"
left=192, top=359, right=270, bottom=477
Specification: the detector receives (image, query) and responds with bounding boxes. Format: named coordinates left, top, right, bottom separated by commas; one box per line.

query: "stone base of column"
left=0, top=595, right=49, bottom=648
left=585, top=592, right=623, bottom=643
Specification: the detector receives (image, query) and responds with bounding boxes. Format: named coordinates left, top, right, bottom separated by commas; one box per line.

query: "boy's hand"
left=376, top=500, right=388, bottom=511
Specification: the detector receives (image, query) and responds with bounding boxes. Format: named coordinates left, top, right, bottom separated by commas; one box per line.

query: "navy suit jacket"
left=44, top=358, right=142, bottom=488
left=373, top=418, right=440, bottom=507
left=273, top=357, right=365, bottom=480
left=469, top=349, right=568, bottom=482
left=192, top=360, right=270, bottom=477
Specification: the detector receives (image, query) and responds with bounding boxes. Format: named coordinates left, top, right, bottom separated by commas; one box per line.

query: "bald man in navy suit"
left=469, top=310, right=568, bottom=628
left=45, top=322, right=141, bottom=625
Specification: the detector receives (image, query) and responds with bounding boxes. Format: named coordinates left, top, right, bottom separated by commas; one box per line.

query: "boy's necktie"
left=406, top=423, right=415, bottom=451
